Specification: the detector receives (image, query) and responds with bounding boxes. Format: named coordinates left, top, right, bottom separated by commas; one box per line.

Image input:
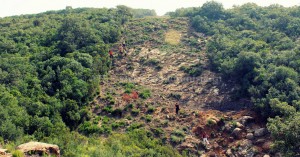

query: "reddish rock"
left=262, top=141, right=272, bottom=152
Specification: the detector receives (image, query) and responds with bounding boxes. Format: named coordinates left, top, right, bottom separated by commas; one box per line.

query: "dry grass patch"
left=165, top=30, right=181, bottom=45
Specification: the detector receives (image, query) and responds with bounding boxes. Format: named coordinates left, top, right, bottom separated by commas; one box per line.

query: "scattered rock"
left=236, top=122, right=244, bottom=128
left=177, top=142, right=195, bottom=152
left=238, top=116, right=254, bottom=125
left=232, top=128, right=242, bottom=139
left=235, top=140, right=255, bottom=157
left=246, top=133, right=254, bottom=140
left=254, top=128, right=268, bottom=137
left=17, top=141, right=60, bottom=157
left=226, top=149, right=235, bottom=157
left=224, top=123, right=233, bottom=132
left=240, top=139, right=253, bottom=147
left=262, top=141, right=272, bottom=152
left=0, top=149, right=8, bottom=156
left=255, top=138, right=266, bottom=145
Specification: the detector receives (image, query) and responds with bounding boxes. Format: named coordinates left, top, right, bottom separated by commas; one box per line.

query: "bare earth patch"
left=165, top=30, right=181, bottom=45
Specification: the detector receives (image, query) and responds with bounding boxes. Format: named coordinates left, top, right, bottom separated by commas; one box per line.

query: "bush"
left=127, top=123, right=144, bottom=131
left=78, top=121, right=101, bottom=135
left=170, top=135, right=183, bottom=144
left=172, top=129, right=185, bottom=137
left=152, top=128, right=164, bottom=137
left=111, top=108, right=123, bottom=117
left=131, top=109, right=140, bottom=116
left=139, top=89, right=151, bottom=99
left=179, top=63, right=203, bottom=77
left=102, top=106, right=113, bottom=113
left=147, top=106, right=155, bottom=114
left=145, top=115, right=152, bottom=122
left=12, top=150, right=24, bottom=157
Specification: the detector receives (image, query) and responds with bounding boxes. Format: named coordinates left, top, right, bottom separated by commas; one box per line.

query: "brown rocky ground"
left=91, top=17, right=273, bottom=156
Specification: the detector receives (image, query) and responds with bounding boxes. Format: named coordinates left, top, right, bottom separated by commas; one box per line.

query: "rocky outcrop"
left=246, top=133, right=254, bottom=140
left=17, top=142, right=60, bottom=157
left=254, top=128, right=268, bottom=137
left=0, top=148, right=8, bottom=156
left=237, top=116, right=254, bottom=125
left=232, top=128, right=242, bottom=139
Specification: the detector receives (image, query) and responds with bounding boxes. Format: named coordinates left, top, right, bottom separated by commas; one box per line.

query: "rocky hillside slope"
left=90, top=17, right=274, bottom=157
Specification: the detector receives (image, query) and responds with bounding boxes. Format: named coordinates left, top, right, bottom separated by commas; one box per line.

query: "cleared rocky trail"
left=92, top=17, right=271, bottom=156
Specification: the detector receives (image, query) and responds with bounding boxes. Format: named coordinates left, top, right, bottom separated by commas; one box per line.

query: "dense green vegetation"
left=169, top=2, right=300, bottom=156
left=0, top=6, right=180, bottom=156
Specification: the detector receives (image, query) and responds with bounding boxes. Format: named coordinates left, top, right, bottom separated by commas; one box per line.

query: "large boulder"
left=262, top=141, right=272, bottom=152
left=254, top=128, right=268, bottom=137
left=0, top=148, right=8, bottom=156
left=17, top=141, right=60, bottom=157
left=246, top=133, right=254, bottom=140
left=237, top=116, right=254, bottom=125
left=232, top=128, right=242, bottom=139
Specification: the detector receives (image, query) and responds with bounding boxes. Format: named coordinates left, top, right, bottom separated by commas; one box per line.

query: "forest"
left=0, top=1, right=299, bottom=157
left=0, top=6, right=173, bottom=156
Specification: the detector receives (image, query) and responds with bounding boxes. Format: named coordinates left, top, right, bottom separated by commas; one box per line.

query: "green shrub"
left=131, top=109, right=140, bottom=116
left=111, top=121, right=126, bottom=129
left=139, top=89, right=151, bottom=99
left=12, top=150, right=24, bottom=157
left=180, top=64, right=203, bottom=77
left=172, top=129, right=185, bottom=137
left=170, top=135, right=183, bottom=144
left=78, top=121, right=101, bottom=135
left=111, top=108, right=123, bottom=117
left=103, top=106, right=113, bottom=113
left=127, top=123, right=144, bottom=131
left=152, top=128, right=164, bottom=137
left=124, top=103, right=134, bottom=111
left=147, top=106, right=155, bottom=114
left=145, top=115, right=152, bottom=122
left=169, top=93, right=181, bottom=100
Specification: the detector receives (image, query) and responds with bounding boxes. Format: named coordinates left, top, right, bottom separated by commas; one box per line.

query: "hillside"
left=1, top=2, right=300, bottom=157
left=89, top=17, right=272, bottom=156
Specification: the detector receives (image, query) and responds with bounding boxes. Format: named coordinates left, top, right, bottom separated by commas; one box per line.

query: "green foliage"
left=139, top=89, right=151, bottom=99
left=267, top=113, right=300, bottom=157
left=179, top=63, right=203, bottom=77
left=132, top=9, right=157, bottom=18
left=145, top=115, right=152, bottom=122
left=127, top=123, right=144, bottom=132
left=131, top=109, right=140, bottom=116
left=168, top=2, right=300, bottom=155
left=0, top=6, right=131, bottom=155
left=12, top=150, right=25, bottom=157
left=147, top=106, right=155, bottom=114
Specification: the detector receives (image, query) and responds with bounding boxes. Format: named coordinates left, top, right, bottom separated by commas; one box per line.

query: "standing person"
left=118, top=44, right=124, bottom=56
left=122, top=40, right=128, bottom=56
left=109, top=50, right=114, bottom=66
left=202, top=131, right=210, bottom=145
left=175, top=104, right=180, bottom=115
left=109, top=50, right=114, bottom=59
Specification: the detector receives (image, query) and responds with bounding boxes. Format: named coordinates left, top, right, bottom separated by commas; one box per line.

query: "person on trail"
left=118, top=44, right=124, bottom=56
left=202, top=131, right=210, bottom=145
left=109, top=50, right=114, bottom=59
left=122, top=40, right=127, bottom=56
left=175, top=104, right=180, bottom=115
